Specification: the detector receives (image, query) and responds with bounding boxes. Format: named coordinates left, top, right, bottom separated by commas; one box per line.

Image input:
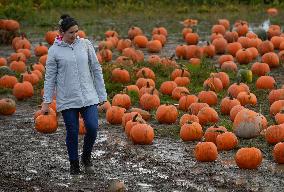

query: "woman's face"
left=62, top=25, right=79, bottom=44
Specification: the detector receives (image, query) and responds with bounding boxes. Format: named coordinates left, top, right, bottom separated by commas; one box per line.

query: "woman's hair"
left=58, top=14, right=78, bottom=32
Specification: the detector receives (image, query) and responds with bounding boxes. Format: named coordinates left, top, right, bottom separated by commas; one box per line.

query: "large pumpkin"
left=233, top=109, right=263, bottom=138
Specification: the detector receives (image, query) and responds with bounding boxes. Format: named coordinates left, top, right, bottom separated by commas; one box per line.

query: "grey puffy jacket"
left=43, top=37, right=107, bottom=112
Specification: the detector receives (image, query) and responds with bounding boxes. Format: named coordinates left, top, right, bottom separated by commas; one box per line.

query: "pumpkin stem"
left=132, top=113, right=139, bottom=122
left=150, top=87, right=156, bottom=95
left=170, top=54, right=175, bottom=60
left=228, top=93, right=234, bottom=100
left=19, top=74, right=23, bottom=83
left=141, top=69, right=146, bottom=78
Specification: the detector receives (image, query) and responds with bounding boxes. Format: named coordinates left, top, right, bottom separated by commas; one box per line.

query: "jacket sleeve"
left=43, top=48, right=57, bottom=104
left=86, top=39, right=108, bottom=102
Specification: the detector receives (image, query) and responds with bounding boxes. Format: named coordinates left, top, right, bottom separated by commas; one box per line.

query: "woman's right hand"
left=41, top=103, right=50, bottom=114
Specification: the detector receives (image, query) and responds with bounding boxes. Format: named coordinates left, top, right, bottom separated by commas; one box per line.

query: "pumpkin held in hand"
left=35, top=111, right=58, bottom=133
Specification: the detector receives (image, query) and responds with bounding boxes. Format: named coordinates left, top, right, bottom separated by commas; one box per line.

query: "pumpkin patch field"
left=2, top=1, right=284, bottom=191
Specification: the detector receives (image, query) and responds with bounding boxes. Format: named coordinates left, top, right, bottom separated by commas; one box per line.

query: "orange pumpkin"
left=146, top=40, right=162, bottom=53
left=106, top=106, right=126, bottom=125
left=270, top=100, right=284, bottom=116
left=121, top=112, right=142, bottom=128
left=203, top=76, right=223, bottom=92
left=236, top=91, right=257, bottom=106
left=221, top=61, right=238, bottom=72
left=197, top=106, right=219, bottom=125
left=212, top=37, right=228, bottom=54
left=227, top=82, right=249, bottom=98
left=251, top=62, right=270, bottom=76
left=159, top=81, right=177, bottom=96
left=261, top=52, right=279, bottom=68
left=171, top=86, right=190, bottom=100
left=194, top=142, right=218, bottom=162
left=235, top=147, right=262, bottom=169
left=78, top=118, right=87, bottom=135
left=198, top=90, right=217, bottom=106
left=130, top=124, right=154, bottom=145
left=180, top=122, right=203, bottom=141
left=275, top=110, right=284, bottom=124
left=216, top=132, right=238, bottom=151
left=188, top=103, right=209, bottom=115
left=112, top=93, right=131, bottom=110
left=256, top=76, right=276, bottom=90
left=35, top=112, right=58, bottom=134
left=264, top=124, right=284, bottom=144
left=204, top=124, right=227, bottom=144
left=97, top=101, right=111, bottom=113
left=136, top=67, right=155, bottom=80
left=0, top=98, right=16, bottom=115
left=220, top=96, right=241, bottom=115
left=117, top=39, right=132, bottom=52
left=139, top=91, right=160, bottom=111
left=133, top=35, right=148, bottom=48
left=12, top=77, right=34, bottom=100
left=0, top=75, right=18, bottom=89
left=178, top=95, right=198, bottom=111
left=111, top=68, right=130, bottom=84
left=128, top=27, right=143, bottom=39
left=156, top=104, right=178, bottom=124
left=34, top=43, right=48, bottom=57
left=268, top=89, right=284, bottom=105
left=230, top=105, right=245, bottom=121
left=179, top=114, right=199, bottom=127
left=273, top=142, right=284, bottom=164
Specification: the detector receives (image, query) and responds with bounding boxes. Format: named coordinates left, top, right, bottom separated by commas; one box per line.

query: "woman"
left=41, top=14, right=107, bottom=175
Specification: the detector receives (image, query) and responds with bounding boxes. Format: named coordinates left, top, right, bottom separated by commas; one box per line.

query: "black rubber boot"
left=81, top=153, right=95, bottom=174
left=70, top=160, right=81, bottom=175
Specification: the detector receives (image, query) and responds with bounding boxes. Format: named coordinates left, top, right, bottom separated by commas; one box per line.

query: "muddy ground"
left=2, top=18, right=284, bottom=191
left=1, top=99, right=284, bottom=192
